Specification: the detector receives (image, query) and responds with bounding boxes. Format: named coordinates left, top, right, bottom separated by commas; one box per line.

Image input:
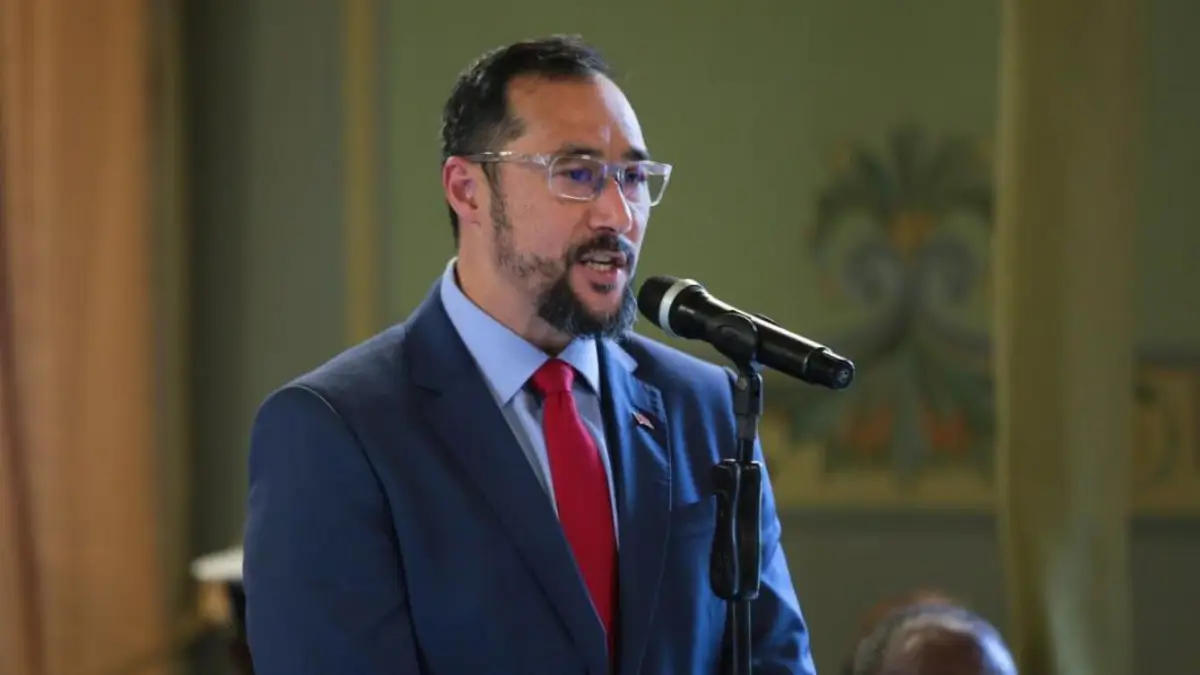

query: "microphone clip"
left=706, top=311, right=761, bottom=369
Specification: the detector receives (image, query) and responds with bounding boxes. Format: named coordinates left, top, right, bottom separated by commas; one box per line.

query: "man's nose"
left=588, top=175, right=634, bottom=234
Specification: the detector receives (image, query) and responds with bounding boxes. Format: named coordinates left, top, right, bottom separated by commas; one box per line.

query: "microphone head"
left=636, top=276, right=677, bottom=324
left=637, top=276, right=702, bottom=337
left=816, top=354, right=855, bottom=390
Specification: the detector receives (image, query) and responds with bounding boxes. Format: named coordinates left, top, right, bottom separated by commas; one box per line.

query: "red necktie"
left=530, top=359, right=618, bottom=653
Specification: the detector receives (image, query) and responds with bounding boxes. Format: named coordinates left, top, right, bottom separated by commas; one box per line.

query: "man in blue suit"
left=244, top=36, right=817, bottom=674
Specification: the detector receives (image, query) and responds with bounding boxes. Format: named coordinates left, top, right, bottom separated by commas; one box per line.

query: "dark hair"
left=440, top=35, right=611, bottom=242
left=850, top=603, right=1012, bottom=675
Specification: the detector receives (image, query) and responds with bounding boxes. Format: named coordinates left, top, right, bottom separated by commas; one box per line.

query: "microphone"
left=637, top=276, right=854, bottom=389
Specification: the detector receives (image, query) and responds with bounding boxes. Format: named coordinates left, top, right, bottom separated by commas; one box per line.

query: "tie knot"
left=531, top=359, right=575, bottom=395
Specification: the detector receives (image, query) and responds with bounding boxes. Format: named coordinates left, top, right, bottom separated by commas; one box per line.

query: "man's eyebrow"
left=623, top=147, right=650, bottom=162
left=553, top=143, right=651, bottom=162
left=555, top=143, right=604, bottom=157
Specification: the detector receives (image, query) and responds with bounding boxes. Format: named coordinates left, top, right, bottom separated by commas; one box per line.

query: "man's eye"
left=622, top=167, right=648, bottom=185
left=559, top=167, right=595, bottom=183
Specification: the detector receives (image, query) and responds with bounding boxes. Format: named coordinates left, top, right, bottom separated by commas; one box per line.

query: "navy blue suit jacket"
left=244, top=286, right=816, bottom=674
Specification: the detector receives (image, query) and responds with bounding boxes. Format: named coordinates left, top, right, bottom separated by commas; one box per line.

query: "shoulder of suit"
left=269, top=321, right=412, bottom=413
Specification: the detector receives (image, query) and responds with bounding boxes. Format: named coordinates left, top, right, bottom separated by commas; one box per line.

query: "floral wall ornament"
left=763, top=125, right=1200, bottom=513
left=787, top=124, right=996, bottom=481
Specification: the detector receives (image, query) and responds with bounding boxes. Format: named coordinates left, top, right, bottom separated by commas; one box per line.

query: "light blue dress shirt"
left=439, top=260, right=620, bottom=535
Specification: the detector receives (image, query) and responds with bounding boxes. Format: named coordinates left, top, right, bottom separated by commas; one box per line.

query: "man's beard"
left=536, top=265, right=637, bottom=339
left=491, top=193, right=638, bottom=340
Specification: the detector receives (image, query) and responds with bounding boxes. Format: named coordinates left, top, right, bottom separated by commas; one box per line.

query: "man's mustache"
left=570, top=234, right=636, bottom=269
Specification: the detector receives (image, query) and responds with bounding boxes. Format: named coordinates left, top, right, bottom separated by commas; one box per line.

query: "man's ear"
left=443, top=156, right=482, bottom=227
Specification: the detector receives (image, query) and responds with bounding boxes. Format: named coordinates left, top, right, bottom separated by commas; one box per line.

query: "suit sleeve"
left=243, top=385, right=422, bottom=674
left=750, top=434, right=818, bottom=675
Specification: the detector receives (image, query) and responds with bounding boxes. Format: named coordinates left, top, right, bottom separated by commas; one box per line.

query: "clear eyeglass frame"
left=463, top=151, right=673, bottom=207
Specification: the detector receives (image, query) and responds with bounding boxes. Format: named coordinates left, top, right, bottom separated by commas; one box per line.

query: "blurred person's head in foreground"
left=848, top=593, right=1016, bottom=675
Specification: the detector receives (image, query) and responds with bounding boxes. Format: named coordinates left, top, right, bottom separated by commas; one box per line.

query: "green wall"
left=1140, top=0, right=1200, bottom=349
left=187, top=0, right=347, bottom=556
left=384, top=1, right=1000, bottom=344
left=384, top=1, right=1200, bottom=351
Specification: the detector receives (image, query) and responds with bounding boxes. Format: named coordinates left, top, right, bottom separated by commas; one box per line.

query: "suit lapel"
left=406, top=290, right=608, bottom=674
left=599, top=340, right=673, bottom=675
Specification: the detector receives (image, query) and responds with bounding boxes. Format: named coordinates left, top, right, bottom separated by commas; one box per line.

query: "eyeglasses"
left=463, top=151, right=673, bottom=207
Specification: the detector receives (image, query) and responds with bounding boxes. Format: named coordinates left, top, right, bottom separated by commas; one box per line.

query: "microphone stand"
left=706, top=312, right=765, bottom=675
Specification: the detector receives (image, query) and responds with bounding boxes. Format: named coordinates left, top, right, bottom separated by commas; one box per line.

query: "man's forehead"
left=505, top=74, right=647, bottom=156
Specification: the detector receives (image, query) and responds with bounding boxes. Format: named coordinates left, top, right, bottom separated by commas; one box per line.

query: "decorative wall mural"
left=774, top=126, right=995, bottom=485
left=761, top=125, right=1200, bottom=512
left=1132, top=366, right=1200, bottom=514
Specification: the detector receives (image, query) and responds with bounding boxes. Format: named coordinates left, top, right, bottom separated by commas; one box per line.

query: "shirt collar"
left=439, top=259, right=601, bottom=404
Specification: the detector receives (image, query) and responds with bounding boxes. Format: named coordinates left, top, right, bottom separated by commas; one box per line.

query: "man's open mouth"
left=577, top=250, right=629, bottom=272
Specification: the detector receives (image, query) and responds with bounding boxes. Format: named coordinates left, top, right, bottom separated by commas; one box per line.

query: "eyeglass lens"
left=548, top=156, right=668, bottom=206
